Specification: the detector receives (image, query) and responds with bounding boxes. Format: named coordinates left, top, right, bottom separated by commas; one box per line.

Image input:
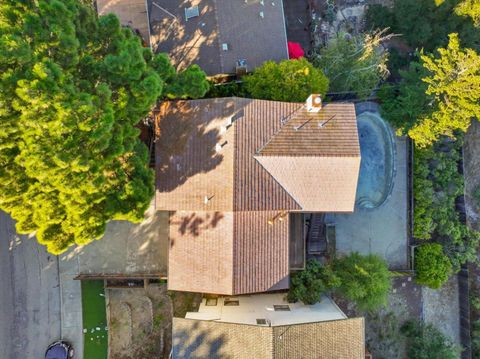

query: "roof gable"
left=254, top=156, right=361, bottom=212
left=255, top=103, right=361, bottom=212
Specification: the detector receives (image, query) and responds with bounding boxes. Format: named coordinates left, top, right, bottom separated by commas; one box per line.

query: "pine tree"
left=0, top=0, right=208, bottom=253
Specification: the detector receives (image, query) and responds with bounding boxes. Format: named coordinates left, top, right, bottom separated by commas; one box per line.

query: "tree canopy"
left=455, top=0, right=480, bottom=27
left=366, top=0, right=480, bottom=51
left=379, top=34, right=480, bottom=147
left=333, top=253, right=391, bottom=312
left=0, top=0, right=208, bottom=254
left=410, top=33, right=480, bottom=147
left=312, top=31, right=390, bottom=99
left=243, top=58, right=329, bottom=102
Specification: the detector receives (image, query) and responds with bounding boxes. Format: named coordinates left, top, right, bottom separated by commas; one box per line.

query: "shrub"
left=415, top=244, right=452, bottom=289
left=365, top=4, right=395, bottom=31
left=401, top=320, right=460, bottom=359
left=243, top=58, right=329, bottom=102
left=333, top=253, right=391, bottom=312
left=288, top=259, right=340, bottom=305
left=311, top=31, right=389, bottom=99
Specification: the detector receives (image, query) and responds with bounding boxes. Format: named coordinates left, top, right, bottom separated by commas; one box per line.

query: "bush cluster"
left=288, top=254, right=391, bottom=312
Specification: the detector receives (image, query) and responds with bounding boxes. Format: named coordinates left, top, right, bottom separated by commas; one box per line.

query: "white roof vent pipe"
left=306, top=94, right=322, bottom=113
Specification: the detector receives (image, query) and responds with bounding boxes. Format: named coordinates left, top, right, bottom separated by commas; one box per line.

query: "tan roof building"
left=155, top=97, right=360, bottom=295
left=147, top=0, right=289, bottom=75
left=172, top=317, right=365, bottom=359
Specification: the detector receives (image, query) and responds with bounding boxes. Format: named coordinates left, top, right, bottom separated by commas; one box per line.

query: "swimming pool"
left=355, top=110, right=395, bottom=209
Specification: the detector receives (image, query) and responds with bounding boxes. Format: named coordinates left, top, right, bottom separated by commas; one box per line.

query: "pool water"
left=355, top=111, right=395, bottom=209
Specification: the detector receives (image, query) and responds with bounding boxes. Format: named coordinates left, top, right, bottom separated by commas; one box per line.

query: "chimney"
left=306, top=94, right=322, bottom=113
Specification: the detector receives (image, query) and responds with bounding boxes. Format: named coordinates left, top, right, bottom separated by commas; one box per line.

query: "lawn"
left=81, top=280, right=108, bottom=359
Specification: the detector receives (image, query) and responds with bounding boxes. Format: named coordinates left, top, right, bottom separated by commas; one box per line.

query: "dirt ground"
left=107, top=285, right=172, bottom=359
left=464, top=119, right=480, bottom=231
left=335, top=276, right=422, bottom=359
left=107, top=285, right=202, bottom=359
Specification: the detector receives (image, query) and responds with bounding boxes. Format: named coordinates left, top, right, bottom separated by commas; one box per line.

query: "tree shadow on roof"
left=155, top=101, right=225, bottom=193
left=173, top=321, right=226, bottom=359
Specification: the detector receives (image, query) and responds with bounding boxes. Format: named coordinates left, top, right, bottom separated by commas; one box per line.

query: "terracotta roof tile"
left=172, top=317, right=365, bottom=359
left=168, top=210, right=289, bottom=295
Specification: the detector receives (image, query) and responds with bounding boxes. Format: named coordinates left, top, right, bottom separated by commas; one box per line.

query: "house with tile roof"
left=172, top=293, right=365, bottom=359
left=155, top=96, right=361, bottom=296
left=147, top=0, right=289, bottom=75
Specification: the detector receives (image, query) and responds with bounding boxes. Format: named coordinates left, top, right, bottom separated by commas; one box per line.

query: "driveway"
left=0, top=211, right=61, bottom=359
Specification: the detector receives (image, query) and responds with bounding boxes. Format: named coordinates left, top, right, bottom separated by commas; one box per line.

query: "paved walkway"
left=59, top=253, right=83, bottom=359
left=0, top=211, right=61, bottom=358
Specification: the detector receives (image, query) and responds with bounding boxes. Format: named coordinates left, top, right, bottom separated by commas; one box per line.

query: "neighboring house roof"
left=155, top=97, right=360, bottom=295
left=96, top=0, right=150, bottom=44
left=147, top=0, right=289, bottom=75
left=172, top=317, right=365, bottom=359
left=168, top=211, right=289, bottom=295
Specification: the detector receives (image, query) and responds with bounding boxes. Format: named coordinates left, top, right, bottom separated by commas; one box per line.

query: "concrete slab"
left=62, top=203, right=169, bottom=276
left=422, top=276, right=461, bottom=345
left=334, top=135, right=409, bottom=269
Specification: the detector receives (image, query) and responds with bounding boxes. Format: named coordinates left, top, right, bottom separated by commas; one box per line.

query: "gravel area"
left=422, top=276, right=461, bottom=345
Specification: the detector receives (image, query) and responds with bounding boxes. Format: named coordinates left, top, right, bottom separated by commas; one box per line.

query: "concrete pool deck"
left=333, top=109, right=408, bottom=269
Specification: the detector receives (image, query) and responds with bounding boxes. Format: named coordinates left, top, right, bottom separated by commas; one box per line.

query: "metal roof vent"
left=306, top=94, right=322, bottom=113
left=259, top=11, right=264, bottom=18
left=185, top=6, right=199, bottom=21
left=222, top=43, right=229, bottom=51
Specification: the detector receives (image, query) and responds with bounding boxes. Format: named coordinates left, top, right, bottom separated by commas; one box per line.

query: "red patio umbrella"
left=288, top=42, right=305, bottom=59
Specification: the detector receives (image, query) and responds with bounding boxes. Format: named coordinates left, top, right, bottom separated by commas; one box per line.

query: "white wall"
left=185, top=293, right=346, bottom=326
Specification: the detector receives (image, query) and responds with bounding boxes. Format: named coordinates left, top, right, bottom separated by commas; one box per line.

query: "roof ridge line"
left=255, top=103, right=305, bottom=156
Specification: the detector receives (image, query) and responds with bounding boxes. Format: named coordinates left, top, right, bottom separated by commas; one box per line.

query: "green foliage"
left=312, top=31, right=389, bottom=99
left=365, top=0, right=480, bottom=51
left=474, top=185, right=480, bottom=207
left=410, top=33, right=480, bottom=147
left=401, top=320, right=460, bottom=359
left=413, top=139, right=480, bottom=273
left=205, top=81, right=248, bottom=98
left=364, top=4, right=395, bottom=32
left=456, top=0, right=480, bottom=27
left=163, top=64, right=209, bottom=99
left=333, top=253, right=391, bottom=312
left=0, top=0, right=207, bottom=254
left=378, top=60, right=431, bottom=135
left=288, top=259, right=341, bottom=305
left=414, top=244, right=452, bottom=288
left=379, top=34, right=480, bottom=147
left=243, top=58, right=329, bottom=102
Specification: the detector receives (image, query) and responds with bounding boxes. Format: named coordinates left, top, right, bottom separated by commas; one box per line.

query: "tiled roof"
left=172, top=318, right=365, bottom=359
left=148, top=0, right=289, bottom=76
left=156, top=97, right=360, bottom=294
left=155, top=98, right=301, bottom=212
left=255, top=103, right=361, bottom=212
left=168, top=211, right=289, bottom=295
left=255, top=156, right=361, bottom=212
left=257, top=103, right=360, bottom=157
